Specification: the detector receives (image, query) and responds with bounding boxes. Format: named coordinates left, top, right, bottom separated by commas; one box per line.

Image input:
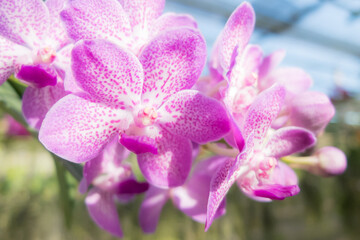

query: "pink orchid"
left=60, top=0, right=197, bottom=56
left=139, top=156, right=226, bottom=233
left=201, top=2, right=334, bottom=138
left=79, top=138, right=148, bottom=238
left=3, top=115, right=29, bottom=136
left=205, top=85, right=316, bottom=230
left=258, top=51, right=335, bottom=135
left=0, top=0, right=73, bottom=130
left=39, top=29, right=230, bottom=188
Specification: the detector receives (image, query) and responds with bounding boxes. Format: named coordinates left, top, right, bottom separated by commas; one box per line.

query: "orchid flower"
left=39, top=29, right=230, bottom=188
left=0, top=0, right=73, bottom=130
left=258, top=50, right=335, bottom=135
left=79, top=138, right=148, bottom=238
left=139, top=155, right=226, bottom=233
left=60, top=0, right=197, bottom=56
left=205, top=85, right=316, bottom=230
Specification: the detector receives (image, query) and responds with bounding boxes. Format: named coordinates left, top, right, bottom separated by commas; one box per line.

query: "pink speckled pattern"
left=205, top=153, right=248, bottom=231
left=0, top=0, right=49, bottom=48
left=137, top=129, right=192, bottom=188
left=243, top=84, right=285, bottom=147
left=39, top=93, right=130, bottom=163
left=150, top=13, right=198, bottom=38
left=158, top=90, right=230, bottom=143
left=265, top=127, right=316, bottom=158
left=227, top=44, right=263, bottom=88
left=215, top=2, right=255, bottom=71
left=121, top=0, right=165, bottom=29
left=46, top=0, right=69, bottom=49
left=22, top=82, right=68, bottom=130
left=0, top=37, right=30, bottom=85
left=60, top=0, right=132, bottom=46
left=71, top=40, right=144, bottom=108
left=140, top=28, right=206, bottom=107
left=86, top=188, right=123, bottom=238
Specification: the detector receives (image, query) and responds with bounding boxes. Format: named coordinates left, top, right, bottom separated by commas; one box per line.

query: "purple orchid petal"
left=140, top=28, right=206, bottom=107
left=117, top=179, right=149, bottom=194
left=82, top=137, right=129, bottom=190
left=53, top=43, right=73, bottom=76
left=265, top=127, right=316, bottom=158
left=288, top=91, right=335, bottom=135
left=243, top=84, right=285, bottom=148
left=151, top=12, right=198, bottom=37
left=0, top=37, right=31, bottom=85
left=215, top=2, right=255, bottom=71
left=261, top=67, right=313, bottom=98
left=172, top=156, right=227, bottom=223
left=39, top=94, right=130, bottom=163
left=205, top=157, right=236, bottom=231
left=22, top=82, right=68, bottom=130
left=228, top=44, right=263, bottom=88
left=253, top=184, right=300, bottom=200
left=137, top=129, right=192, bottom=188
left=253, top=162, right=300, bottom=200
left=158, top=90, right=230, bottom=144
left=139, top=186, right=170, bottom=233
left=120, top=133, right=158, bottom=154
left=16, top=64, right=57, bottom=88
left=258, top=49, right=286, bottom=81
left=121, top=0, right=165, bottom=29
left=0, top=0, right=50, bottom=48
left=313, top=146, right=347, bottom=176
left=85, top=188, right=123, bottom=238
left=46, top=0, right=69, bottom=49
left=71, top=39, right=144, bottom=108
left=206, top=133, right=256, bottom=231
left=4, top=115, right=29, bottom=136
left=60, top=0, right=132, bottom=46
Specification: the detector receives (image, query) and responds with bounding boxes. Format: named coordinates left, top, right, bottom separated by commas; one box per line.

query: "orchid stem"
left=204, top=142, right=239, bottom=158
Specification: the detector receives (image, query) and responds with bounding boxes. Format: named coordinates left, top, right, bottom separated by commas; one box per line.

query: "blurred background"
left=0, top=0, right=359, bottom=239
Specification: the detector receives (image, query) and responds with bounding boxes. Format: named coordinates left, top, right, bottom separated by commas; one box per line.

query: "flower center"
left=135, top=107, right=158, bottom=127
left=35, top=47, right=56, bottom=64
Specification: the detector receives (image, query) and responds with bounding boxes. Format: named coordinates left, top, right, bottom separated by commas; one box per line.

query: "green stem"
left=53, top=155, right=74, bottom=229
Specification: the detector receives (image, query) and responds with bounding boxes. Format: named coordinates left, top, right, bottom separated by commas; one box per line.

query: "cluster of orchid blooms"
left=0, top=0, right=347, bottom=237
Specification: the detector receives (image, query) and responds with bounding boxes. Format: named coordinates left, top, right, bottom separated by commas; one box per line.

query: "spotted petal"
left=39, top=94, right=130, bottom=163
left=0, top=0, right=49, bottom=48
left=137, top=129, right=192, bottom=188
left=158, top=90, right=230, bottom=144
left=22, top=82, right=68, bottom=130
left=60, top=0, right=131, bottom=46
left=242, top=84, right=285, bottom=148
left=121, top=0, right=165, bottom=29
left=140, top=28, right=206, bottom=107
left=86, top=188, right=123, bottom=238
left=0, top=37, right=31, bottom=85
left=71, top=39, right=144, bottom=108
left=265, top=127, right=316, bottom=158
left=46, top=0, right=69, bottom=49
left=215, top=2, right=255, bottom=71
